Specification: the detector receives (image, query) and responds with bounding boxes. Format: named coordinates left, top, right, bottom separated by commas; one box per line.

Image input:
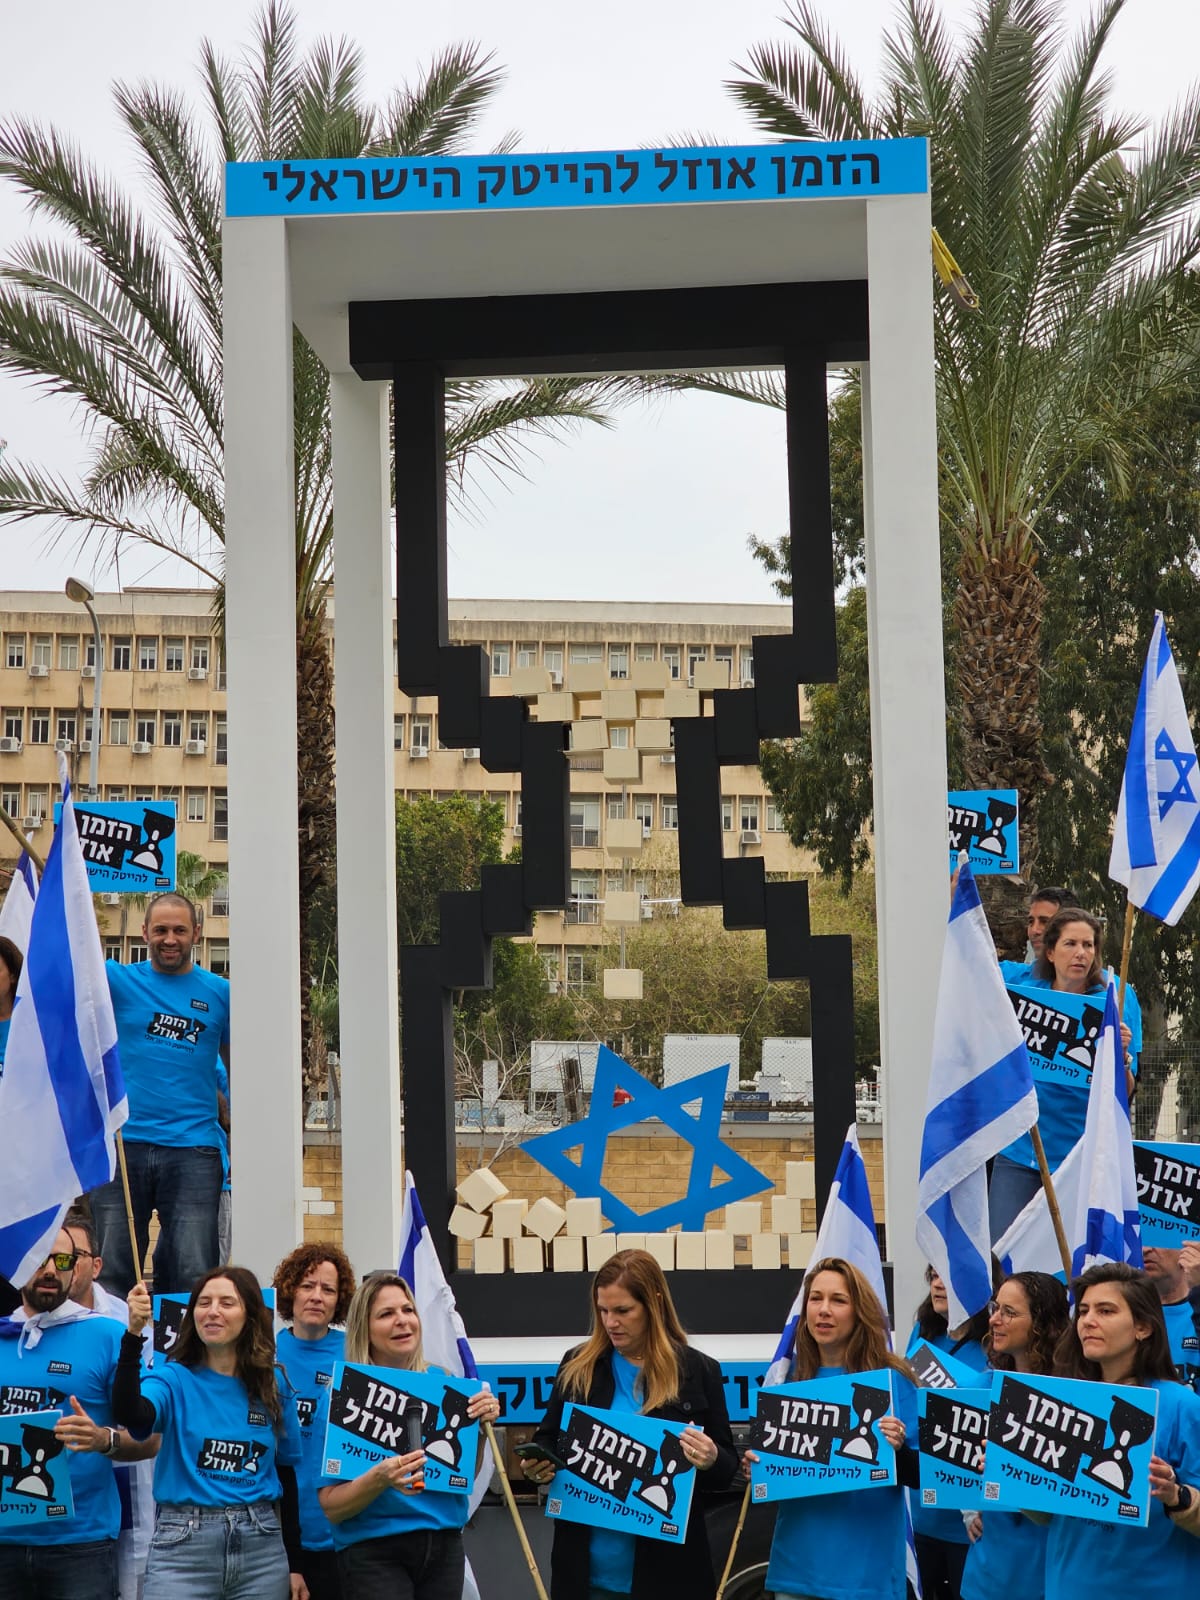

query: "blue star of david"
left=1155, top=728, right=1197, bottom=819
left=519, top=1044, right=771, bottom=1233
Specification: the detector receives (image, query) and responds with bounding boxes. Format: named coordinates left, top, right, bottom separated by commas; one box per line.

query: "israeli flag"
left=994, top=1140, right=1082, bottom=1279
left=1069, top=983, right=1142, bottom=1277
left=0, top=849, right=37, bottom=953
left=0, top=757, right=125, bottom=1286
left=916, top=862, right=1037, bottom=1327
left=765, top=1124, right=887, bottom=1385
left=1110, top=611, right=1200, bottom=924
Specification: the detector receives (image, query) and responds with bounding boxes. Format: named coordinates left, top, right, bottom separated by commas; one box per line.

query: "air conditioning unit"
left=54, top=738, right=73, bottom=753
left=21, top=817, right=42, bottom=831
left=546, top=980, right=561, bottom=994
left=28, top=664, right=48, bottom=679
left=463, top=747, right=481, bottom=761
left=660, top=752, right=676, bottom=764
left=187, top=667, right=208, bottom=681
left=741, top=829, right=762, bottom=845
left=512, top=824, right=522, bottom=838
left=78, top=739, right=93, bottom=753
left=131, top=741, right=152, bottom=755
left=184, top=739, right=206, bottom=755
left=548, top=669, right=563, bottom=686
left=640, top=902, right=654, bottom=920
left=81, top=664, right=96, bottom=679
left=641, top=820, right=652, bottom=836
left=410, top=746, right=429, bottom=759
left=0, top=738, right=20, bottom=754
left=102, top=893, right=121, bottom=907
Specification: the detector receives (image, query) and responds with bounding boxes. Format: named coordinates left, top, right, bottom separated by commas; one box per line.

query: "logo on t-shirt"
left=45, top=1363, right=71, bottom=1375
left=191, top=999, right=209, bottom=1012
left=315, top=1371, right=331, bottom=1387
left=296, top=1397, right=317, bottom=1429
left=0, top=1385, right=66, bottom=1415
left=147, top=1012, right=206, bottom=1046
left=246, top=1407, right=268, bottom=1428
left=197, top=1438, right=268, bottom=1476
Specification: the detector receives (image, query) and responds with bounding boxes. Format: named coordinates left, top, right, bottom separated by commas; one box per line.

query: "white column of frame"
left=862, top=193, right=948, bottom=1323
left=223, top=216, right=305, bottom=1273
left=331, top=374, right=403, bottom=1274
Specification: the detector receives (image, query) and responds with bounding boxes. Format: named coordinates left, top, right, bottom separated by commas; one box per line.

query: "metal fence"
left=1132, top=1042, right=1200, bottom=1141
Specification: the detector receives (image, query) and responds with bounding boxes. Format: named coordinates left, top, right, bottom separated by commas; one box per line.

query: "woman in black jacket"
left=523, top=1248, right=737, bottom=1600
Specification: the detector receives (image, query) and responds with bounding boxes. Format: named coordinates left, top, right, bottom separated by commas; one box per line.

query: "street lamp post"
left=64, top=576, right=102, bottom=800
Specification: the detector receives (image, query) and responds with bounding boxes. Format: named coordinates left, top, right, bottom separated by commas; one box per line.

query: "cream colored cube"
left=449, top=1204, right=488, bottom=1241
left=788, top=1233, right=817, bottom=1268
left=603, top=748, right=641, bottom=783
left=630, top=659, right=670, bottom=690
left=473, top=1236, right=506, bottom=1274
left=570, top=720, right=608, bottom=752
left=602, top=967, right=643, bottom=1000
left=751, top=1234, right=783, bottom=1270
left=604, top=891, right=642, bottom=926
left=643, top=1234, right=676, bottom=1270
left=552, top=1236, right=585, bottom=1272
left=535, top=692, right=575, bottom=722
left=511, top=665, right=551, bottom=696
left=457, top=1167, right=509, bottom=1214
left=662, top=688, right=701, bottom=719
left=567, top=662, right=606, bottom=694
left=674, top=1233, right=707, bottom=1271
left=616, top=1234, right=646, bottom=1253
left=605, top=818, right=645, bottom=856
left=770, top=1195, right=805, bottom=1235
left=524, top=1197, right=567, bottom=1242
left=724, top=1202, right=763, bottom=1235
left=587, top=1235, right=618, bottom=1271
left=786, top=1162, right=816, bottom=1199
left=490, top=1199, right=529, bottom=1239
left=704, top=1231, right=735, bottom=1270
left=693, top=659, right=731, bottom=691
left=601, top=688, right=638, bottom=721
left=566, top=1198, right=604, bottom=1237
left=510, top=1236, right=544, bottom=1273
left=633, top=718, right=673, bottom=752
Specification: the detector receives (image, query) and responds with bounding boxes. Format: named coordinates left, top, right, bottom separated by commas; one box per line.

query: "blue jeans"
left=988, top=1155, right=1043, bottom=1243
left=143, top=1504, right=288, bottom=1600
left=0, top=1537, right=118, bottom=1600
left=91, top=1141, right=222, bottom=1296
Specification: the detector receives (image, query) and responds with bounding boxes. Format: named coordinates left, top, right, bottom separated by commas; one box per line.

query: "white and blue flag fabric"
left=916, top=862, right=1037, bottom=1328
left=0, top=848, right=37, bottom=953
left=765, top=1123, right=887, bottom=1386
left=0, top=756, right=125, bottom=1285
left=1110, top=611, right=1200, bottom=925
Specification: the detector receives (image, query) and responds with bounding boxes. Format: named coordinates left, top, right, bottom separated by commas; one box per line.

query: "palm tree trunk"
left=297, top=602, right=337, bottom=1096
left=954, top=550, right=1050, bottom=958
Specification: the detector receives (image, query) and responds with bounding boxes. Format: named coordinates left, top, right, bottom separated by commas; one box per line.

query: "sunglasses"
left=44, top=1252, right=79, bottom=1272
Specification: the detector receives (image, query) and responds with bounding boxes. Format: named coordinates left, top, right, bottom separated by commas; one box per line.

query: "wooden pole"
left=1029, top=1125, right=1073, bottom=1281
left=482, top=1421, right=550, bottom=1600
left=1116, top=900, right=1136, bottom=1022
left=715, top=1481, right=753, bottom=1600
left=0, top=807, right=43, bottom=873
left=114, top=1133, right=142, bottom=1286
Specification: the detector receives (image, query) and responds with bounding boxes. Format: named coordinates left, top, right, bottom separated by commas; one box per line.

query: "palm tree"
left=0, top=3, right=623, bottom=1077
left=728, top=0, right=1200, bottom=950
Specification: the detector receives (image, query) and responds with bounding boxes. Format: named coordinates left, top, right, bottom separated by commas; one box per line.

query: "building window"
left=567, top=871, right=600, bottom=925
left=137, top=637, right=158, bottom=671
left=1, top=786, right=20, bottom=815
left=740, top=798, right=761, bottom=832
left=188, top=713, right=208, bottom=745
left=128, top=941, right=149, bottom=963
left=186, top=789, right=207, bottom=823
left=134, top=715, right=155, bottom=745
left=3, top=710, right=22, bottom=742
left=740, top=648, right=755, bottom=685
left=104, top=941, right=123, bottom=962
left=106, top=786, right=127, bottom=802
left=56, top=712, right=77, bottom=744
left=164, top=638, right=185, bottom=672
left=81, top=713, right=95, bottom=743
left=634, top=798, right=654, bottom=835
left=211, top=878, right=230, bottom=917
left=542, top=951, right=561, bottom=990
left=661, top=797, right=679, bottom=831
left=162, top=712, right=183, bottom=747
left=31, top=635, right=52, bottom=669
left=393, top=715, right=405, bottom=749
left=5, top=635, right=25, bottom=669
left=715, top=645, right=734, bottom=674
left=766, top=800, right=786, bottom=832
left=607, top=796, right=626, bottom=820
left=609, top=645, right=629, bottom=679
left=516, top=643, right=538, bottom=670
left=112, top=637, right=131, bottom=672
left=566, top=952, right=594, bottom=992
left=58, top=636, right=79, bottom=671
left=84, top=636, right=97, bottom=668
left=570, top=795, right=600, bottom=848
left=543, top=646, right=564, bottom=680
left=721, top=796, right=733, bottom=831
left=28, top=710, right=49, bottom=745
left=662, top=645, right=681, bottom=680
left=411, top=716, right=431, bottom=753
left=216, top=652, right=227, bottom=691
left=26, top=788, right=48, bottom=821
left=109, top=712, right=129, bottom=747
left=208, top=941, right=230, bottom=977
left=158, top=785, right=180, bottom=804
left=687, top=645, right=707, bottom=681
left=634, top=643, right=655, bottom=661
left=133, top=787, right=154, bottom=803
left=213, top=791, right=228, bottom=841
left=609, top=725, right=631, bottom=748
left=569, top=643, right=601, bottom=665
left=190, top=638, right=210, bottom=673
left=490, top=644, right=510, bottom=677
left=214, top=716, right=227, bottom=765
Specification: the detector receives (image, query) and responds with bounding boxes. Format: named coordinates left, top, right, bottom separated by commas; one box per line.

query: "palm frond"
left=371, top=43, right=506, bottom=157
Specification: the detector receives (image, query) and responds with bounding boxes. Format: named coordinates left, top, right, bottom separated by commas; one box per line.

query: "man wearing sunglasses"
left=0, top=1228, right=158, bottom=1598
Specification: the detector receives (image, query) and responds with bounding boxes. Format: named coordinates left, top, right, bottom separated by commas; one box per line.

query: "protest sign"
left=983, top=1372, right=1157, bottom=1526
left=544, top=1402, right=696, bottom=1545
left=475, top=1359, right=771, bottom=1426
left=918, top=1387, right=989, bottom=1510
left=749, top=1370, right=896, bottom=1504
left=1005, top=984, right=1104, bottom=1091
left=908, top=1342, right=984, bottom=1391
left=1133, top=1141, right=1200, bottom=1245
left=0, top=1409, right=75, bottom=1527
left=153, top=1289, right=275, bottom=1360
left=53, top=800, right=176, bottom=893
left=948, top=790, right=1019, bottom=875
left=321, top=1362, right=481, bottom=1495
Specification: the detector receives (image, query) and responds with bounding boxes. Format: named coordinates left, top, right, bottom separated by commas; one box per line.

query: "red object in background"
left=612, top=1087, right=634, bottom=1108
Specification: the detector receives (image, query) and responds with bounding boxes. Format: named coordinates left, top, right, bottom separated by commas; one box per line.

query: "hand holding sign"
left=372, top=1448, right=426, bottom=1496
left=127, top=1282, right=152, bottom=1337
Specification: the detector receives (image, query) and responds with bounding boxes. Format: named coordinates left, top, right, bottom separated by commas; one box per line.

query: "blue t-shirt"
left=998, top=969, right=1142, bottom=1171
left=106, top=961, right=230, bottom=1147
left=904, top=1328, right=988, bottom=1546
left=1046, top=1379, right=1200, bottom=1600
left=0, top=1313, right=124, bottom=1545
left=1162, top=1300, right=1200, bottom=1393
left=139, top=1361, right=301, bottom=1507
left=766, top=1366, right=918, bottom=1600
left=588, top=1353, right=641, bottom=1594
left=215, top=1060, right=231, bottom=1193
left=0, top=1017, right=9, bottom=1073
left=961, top=1504, right=1047, bottom=1600
left=277, top=1326, right=343, bottom=1551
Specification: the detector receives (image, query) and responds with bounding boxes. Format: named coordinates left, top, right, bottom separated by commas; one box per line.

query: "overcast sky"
left=1, top=0, right=1195, bottom=604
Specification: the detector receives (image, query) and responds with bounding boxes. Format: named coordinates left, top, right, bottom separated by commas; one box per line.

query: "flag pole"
left=114, top=1133, right=141, bottom=1284
left=1116, top=900, right=1136, bottom=1022
left=482, top=1422, right=550, bottom=1600
left=1029, top=1126, right=1073, bottom=1280
left=715, top=1481, right=753, bottom=1600
left=0, top=807, right=43, bottom=873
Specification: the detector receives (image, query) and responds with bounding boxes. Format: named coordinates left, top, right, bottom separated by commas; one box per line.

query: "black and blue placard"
left=948, top=790, right=1019, bottom=875
left=153, top=1289, right=276, bottom=1360
left=55, top=800, right=176, bottom=893
left=918, top=1387, right=989, bottom=1510
left=908, top=1342, right=983, bottom=1391
left=1005, top=984, right=1103, bottom=1091
left=983, top=1372, right=1157, bottom=1525
left=1134, top=1141, right=1200, bottom=1245
left=749, top=1370, right=896, bottom=1503
left=543, top=1402, right=696, bottom=1545
left=0, top=1409, right=74, bottom=1526
left=475, top=1359, right=771, bottom=1426
left=321, top=1362, right=481, bottom=1496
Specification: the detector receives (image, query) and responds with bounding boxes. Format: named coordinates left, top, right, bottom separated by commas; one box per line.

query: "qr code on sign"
left=547, top=1499, right=562, bottom=1516
left=324, top=1460, right=342, bottom=1476
left=922, top=1489, right=936, bottom=1505
left=753, top=1483, right=768, bottom=1501
left=984, top=1482, right=1000, bottom=1501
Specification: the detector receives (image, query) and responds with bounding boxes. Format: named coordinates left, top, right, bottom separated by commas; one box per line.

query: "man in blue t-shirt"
left=90, top=893, right=231, bottom=1295
left=0, top=1227, right=157, bottom=1599
left=1145, top=1246, right=1200, bottom=1391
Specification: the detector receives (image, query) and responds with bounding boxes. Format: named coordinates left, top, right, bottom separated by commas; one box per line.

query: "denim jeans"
left=91, top=1141, right=221, bottom=1296
left=0, top=1537, right=118, bottom=1600
left=988, top=1155, right=1043, bottom=1243
left=336, top=1530, right=464, bottom=1600
left=142, top=1504, right=288, bottom=1600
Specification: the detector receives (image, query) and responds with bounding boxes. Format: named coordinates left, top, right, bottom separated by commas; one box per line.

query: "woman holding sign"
left=316, top=1273, right=499, bottom=1600
left=118, top=1267, right=306, bottom=1600
left=1044, top=1263, right=1200, bottom=1598
left=961, top=1271, right=1069, bottom=1600
left=744, top=1257, right=918, bottom=1600
left=524, top=1248, right=737, bottom=1600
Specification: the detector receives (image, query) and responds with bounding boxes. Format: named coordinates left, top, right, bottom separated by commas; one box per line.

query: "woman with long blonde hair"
left=745, top=1257, right=919, bottom=1600
left=525, top=1249, right=737, bottom=1600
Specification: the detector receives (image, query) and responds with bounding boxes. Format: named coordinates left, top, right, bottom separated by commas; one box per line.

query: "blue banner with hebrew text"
left=749, top=1370, right=896, bottom=1503
left=544, top=1402, right=696, bottom=1545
